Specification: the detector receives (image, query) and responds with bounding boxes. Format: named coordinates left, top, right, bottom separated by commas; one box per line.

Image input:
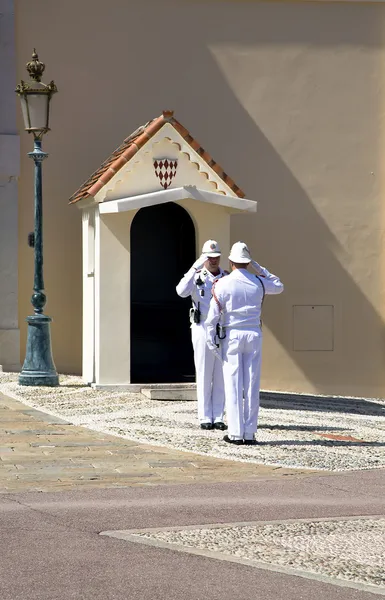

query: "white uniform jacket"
left=176, top=266, right=228, bottom=321
left=205, top=267, right=284, bottom=343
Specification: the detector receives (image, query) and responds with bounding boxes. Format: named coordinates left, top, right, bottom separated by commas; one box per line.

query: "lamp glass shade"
left=24, top=92, right=50, bottom=132
left=19, top=95, right=31, bottom=130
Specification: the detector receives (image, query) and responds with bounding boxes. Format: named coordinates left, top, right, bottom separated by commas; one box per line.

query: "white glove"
left=192, top=254, right=208, bottom=271
left=250, top=259, right=267, bottom=277
left=207, top=340, right=223, bottom=363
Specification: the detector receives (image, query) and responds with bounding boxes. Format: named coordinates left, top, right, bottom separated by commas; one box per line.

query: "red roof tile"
left=69, top=111, right=245, bottom=204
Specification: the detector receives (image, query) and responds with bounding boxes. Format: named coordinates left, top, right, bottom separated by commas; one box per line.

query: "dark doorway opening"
left=131, top=202, right=196, bottom=383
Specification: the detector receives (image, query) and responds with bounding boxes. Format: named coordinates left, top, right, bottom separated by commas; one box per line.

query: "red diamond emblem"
left=153, top=158, right=178, bottom=190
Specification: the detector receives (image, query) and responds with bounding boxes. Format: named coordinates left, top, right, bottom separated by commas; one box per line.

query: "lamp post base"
left=19, top=314, right=59, bottom=386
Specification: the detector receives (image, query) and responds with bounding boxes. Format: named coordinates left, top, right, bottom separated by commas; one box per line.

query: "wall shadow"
left=16, top=0, right=385, bottom=393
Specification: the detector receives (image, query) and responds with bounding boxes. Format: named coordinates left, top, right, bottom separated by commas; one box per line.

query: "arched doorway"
left=131, top=202, right=196, bottom=383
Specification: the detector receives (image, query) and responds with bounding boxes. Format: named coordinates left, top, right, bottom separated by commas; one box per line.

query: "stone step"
left=141, top=383, right=196, bottom=389
left=141, top=388, right=197, bottom=401
left=93, top=382, right=197, bottom=392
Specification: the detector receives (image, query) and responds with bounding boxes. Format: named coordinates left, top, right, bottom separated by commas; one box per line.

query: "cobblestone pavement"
left=1, top=373, right=384, bottom=472
left=103, top=516, right=385, bottom=594
left=0, top=392, right=309, bottom=493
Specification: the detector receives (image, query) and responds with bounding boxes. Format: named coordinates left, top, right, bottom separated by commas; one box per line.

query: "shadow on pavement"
left=259, top=425, right=349, bottom=432
left=261, top=392, right=385, bottom=417
left=260, top=440, right=385, bottom=447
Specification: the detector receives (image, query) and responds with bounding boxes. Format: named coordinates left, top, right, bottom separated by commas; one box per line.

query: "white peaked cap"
left=228, top=241, right=251, bottom=263
left=202, top=239, right=221, bottom=257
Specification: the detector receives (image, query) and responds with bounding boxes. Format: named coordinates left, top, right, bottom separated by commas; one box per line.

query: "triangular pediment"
left=98, top=124, right=238, bottom=202
left=69, top=111, right=245, bottom=205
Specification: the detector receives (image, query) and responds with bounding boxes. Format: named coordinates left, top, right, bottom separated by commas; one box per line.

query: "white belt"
left=224, top=323, right=261, bottom=331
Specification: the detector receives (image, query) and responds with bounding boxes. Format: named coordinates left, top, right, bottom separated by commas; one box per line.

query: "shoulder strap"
left=255, top=275, right=265, bottom=305
left=255, top=275, right=265, bottom=328
left=211, top=280, right=222, bottom=312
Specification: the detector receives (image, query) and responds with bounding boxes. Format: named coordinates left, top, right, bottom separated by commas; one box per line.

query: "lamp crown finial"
left=26, top=49, right=45, bottom=82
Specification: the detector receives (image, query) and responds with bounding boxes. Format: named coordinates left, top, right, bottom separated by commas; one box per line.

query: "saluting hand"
left=193, top=254, right=208, bottom=271
left=250, top=259, right=266, bottom=277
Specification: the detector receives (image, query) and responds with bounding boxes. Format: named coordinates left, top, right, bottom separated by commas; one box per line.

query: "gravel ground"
left=1, top=373, right=385, bottom=472
left=133, top=517, right=385, bottom=588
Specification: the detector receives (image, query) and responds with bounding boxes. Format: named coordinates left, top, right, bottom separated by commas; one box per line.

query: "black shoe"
left=200, top=423, right=214, bottom=430
left=244, top=438, right=258, bottom=446
left=223, top=435, right=244, bottom=445
left=213, top=422, right=228, bottom=431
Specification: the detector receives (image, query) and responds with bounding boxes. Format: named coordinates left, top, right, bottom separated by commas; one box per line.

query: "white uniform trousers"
left=191, top=323, right=225, bottom=424
left=222, top=329, right=262, bottom=440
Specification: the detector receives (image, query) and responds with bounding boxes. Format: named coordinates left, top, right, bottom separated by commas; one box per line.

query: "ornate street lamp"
left=16, top=50, right=59, bottom=386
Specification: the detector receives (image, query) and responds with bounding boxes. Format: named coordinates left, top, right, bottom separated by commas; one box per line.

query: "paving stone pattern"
left=1, top=373, right=384, bottom=472
left=0, top=390, right=303, bottom=493
left=134, top=517, right=385, bottom=589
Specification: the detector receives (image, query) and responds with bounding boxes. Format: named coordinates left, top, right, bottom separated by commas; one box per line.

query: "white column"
left=94, top=210, right=133, bottom=385
left=82, top=207, right=95, bottom=383
left=0, top=0, right=20, bottom=371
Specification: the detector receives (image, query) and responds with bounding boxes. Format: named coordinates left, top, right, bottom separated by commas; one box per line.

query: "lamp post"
left=16, top=50, right=59, bottom=386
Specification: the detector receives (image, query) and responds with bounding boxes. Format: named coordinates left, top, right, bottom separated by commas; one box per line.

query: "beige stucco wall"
left=15, top=0, right=385, bottom=396
left=95, top=211, right=134, bottom=385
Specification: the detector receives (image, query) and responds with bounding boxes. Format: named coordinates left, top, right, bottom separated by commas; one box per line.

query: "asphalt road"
left=1, top=470, right=383, bottom=600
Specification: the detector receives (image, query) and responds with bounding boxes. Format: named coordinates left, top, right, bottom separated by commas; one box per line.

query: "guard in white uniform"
left=206, top=242, right=284, bottom=444
left=176, top=240, right=228, bottom=430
